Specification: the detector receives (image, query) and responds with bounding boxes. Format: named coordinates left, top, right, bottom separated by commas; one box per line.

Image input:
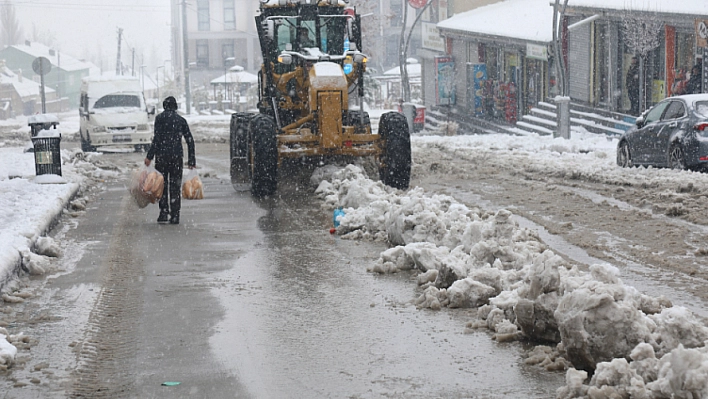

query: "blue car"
left=617, top=94, right=708, bottom=170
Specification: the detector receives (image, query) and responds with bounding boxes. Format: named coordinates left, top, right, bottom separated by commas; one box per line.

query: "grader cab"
left=230, top=0, right=411, bottom=196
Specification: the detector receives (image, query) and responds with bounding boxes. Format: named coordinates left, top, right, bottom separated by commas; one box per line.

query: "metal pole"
left=182, top=0, right=191, bottom=114
left=40, top=70, right=46, bottom=114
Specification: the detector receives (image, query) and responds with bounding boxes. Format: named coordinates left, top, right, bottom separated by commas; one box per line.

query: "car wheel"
left=668, top=144, right=686, bottom=170
left=617, top=141, right=632, bottom=168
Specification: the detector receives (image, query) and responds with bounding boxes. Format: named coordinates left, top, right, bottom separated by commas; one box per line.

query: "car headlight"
left=93, top=126, right=106, bottom=133
left=137, top=124, right=149, bottom=131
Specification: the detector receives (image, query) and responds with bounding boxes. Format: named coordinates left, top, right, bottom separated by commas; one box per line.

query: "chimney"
left=25, top=40, right=31, bottom=47
left=17, top=69, right=22, bottom=82
left=49, top=49, right=55, bottom=56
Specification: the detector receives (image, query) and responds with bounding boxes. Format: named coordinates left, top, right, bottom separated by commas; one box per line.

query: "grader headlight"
left=278, top=53, right=293, bottom=65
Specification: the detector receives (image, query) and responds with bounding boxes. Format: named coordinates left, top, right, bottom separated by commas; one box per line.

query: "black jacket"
left=147, top=110, right=196, bottom=167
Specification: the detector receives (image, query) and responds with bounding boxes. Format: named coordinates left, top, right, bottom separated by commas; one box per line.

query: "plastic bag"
left=182, top=169, right=204, bottom=200
left=129, top=165, right=164, bottom=208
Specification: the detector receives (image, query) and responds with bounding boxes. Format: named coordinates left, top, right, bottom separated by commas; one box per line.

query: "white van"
left=79, top=76, right=155, bottom=152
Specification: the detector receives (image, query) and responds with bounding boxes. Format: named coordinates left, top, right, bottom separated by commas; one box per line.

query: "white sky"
left=11, top=0, right=171, bottom=73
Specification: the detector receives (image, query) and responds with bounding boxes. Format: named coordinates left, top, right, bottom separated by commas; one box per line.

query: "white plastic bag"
left=182, top=169, right=204, bottom=200
left=129, top=165, right=164, bottom=208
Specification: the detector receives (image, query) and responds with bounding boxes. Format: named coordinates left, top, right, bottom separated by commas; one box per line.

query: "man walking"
left=144, top=96, right=196, bottom=225
left=626, top=56, right=640, bottom=115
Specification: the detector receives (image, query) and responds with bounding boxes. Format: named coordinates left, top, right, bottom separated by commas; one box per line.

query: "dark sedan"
left=617, top=94, right=708, bottom=170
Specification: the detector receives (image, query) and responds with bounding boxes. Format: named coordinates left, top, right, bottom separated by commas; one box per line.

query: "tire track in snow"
left=69, top=194, right=144, bottom=398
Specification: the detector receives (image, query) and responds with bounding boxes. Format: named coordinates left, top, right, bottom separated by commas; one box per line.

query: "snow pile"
left=312, top=163, right=708, bottom=397
left=0, top=327, right=17, bottom=369
left=0, top=147, right=119, bottom=289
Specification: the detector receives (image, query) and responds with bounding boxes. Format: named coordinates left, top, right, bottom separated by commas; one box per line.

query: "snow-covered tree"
left=621, top=11, right=663, bottom=111
left=621, top=13, right=663, bottom=58
left=0, top=1, right=23, bottom=48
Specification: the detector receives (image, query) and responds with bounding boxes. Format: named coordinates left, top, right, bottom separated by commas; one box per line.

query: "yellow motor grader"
left=230, top=0, right=411, bottom=196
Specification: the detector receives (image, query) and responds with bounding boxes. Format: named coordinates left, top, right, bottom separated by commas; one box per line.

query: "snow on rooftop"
left=566, top=0, right=708, bottom=15
left=437, top=0, right=554, bottom=43
left=9, top=42, right=92, bottom=72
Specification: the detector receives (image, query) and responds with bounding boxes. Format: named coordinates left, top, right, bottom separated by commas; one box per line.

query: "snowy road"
left=4, top=120, right=708, bottom=397
left=0, top=143, right=564, bottom=398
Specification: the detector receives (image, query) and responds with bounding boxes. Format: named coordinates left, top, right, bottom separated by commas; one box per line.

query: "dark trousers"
left=155, top=155, right=183, bottom=217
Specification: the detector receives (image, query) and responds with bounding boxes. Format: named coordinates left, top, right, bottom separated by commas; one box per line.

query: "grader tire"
left=378, top=112, right=411, bottom=190
left=230, top=113, right=254, bottom=190
left=249, top=114, right=278, bottom=197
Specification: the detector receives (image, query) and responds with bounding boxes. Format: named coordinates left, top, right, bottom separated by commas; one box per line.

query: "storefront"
left=563, top=1, right=708, bottom=115
left=436, top=0, right=553, bottom=124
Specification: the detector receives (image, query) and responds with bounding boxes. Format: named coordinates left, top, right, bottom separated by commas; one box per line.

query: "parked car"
left=617, top=94, right=708, bottom=170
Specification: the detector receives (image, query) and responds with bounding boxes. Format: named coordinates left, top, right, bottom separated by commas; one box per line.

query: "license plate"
left=112, top=134, right=131, bottom=143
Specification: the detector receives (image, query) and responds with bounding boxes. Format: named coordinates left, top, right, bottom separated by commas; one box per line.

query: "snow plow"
left=230, top=0, right=411, bottom=196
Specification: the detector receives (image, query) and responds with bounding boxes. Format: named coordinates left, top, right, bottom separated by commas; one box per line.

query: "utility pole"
left=182, top=0, right=191, bottom=114
left=132, top=48, right=136, bottom=76
left=116, top=28, right=123, bottom=76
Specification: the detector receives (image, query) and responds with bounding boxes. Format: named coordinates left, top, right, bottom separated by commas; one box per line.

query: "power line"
left=11, top=1, right=167, bottom=12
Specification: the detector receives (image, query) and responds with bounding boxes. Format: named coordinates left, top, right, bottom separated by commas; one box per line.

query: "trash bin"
left=413, top=105, right=426, bottom=132
left=31, top=134, right=62, bottom=176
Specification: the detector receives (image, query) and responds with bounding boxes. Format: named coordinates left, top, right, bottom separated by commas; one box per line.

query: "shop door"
left=593, top=21, right=611, bottom=107
left=525, top=59, right=545, bottom=113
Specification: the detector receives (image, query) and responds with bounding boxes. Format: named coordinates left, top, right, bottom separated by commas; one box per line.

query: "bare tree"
left=621, top=11, right=663, bottom=111
left=0, top=0, right=23, bottom=48
left=30, top=23, right=56, bottom=48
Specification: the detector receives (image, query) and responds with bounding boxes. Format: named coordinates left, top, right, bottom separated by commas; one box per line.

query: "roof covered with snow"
left=565, top=0, right=708, bottom=15
left=7, top=42, right=93, bottom=72
left=437, top=0, right=554, bottom=44
left=210, top=66, right=258, bottom=85
left=0, top=66, right=54, bottom=99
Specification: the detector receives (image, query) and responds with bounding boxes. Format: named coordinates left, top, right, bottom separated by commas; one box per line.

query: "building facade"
left=0, top=41, right=91, bottom=108
left=436, top=0, right=553, bottom=123
left=562, top=1, right=708, bottom=115
left=171, top=0, right=260, bottom=95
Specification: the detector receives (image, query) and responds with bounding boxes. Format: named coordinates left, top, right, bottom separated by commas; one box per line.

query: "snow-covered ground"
left=0, top=117, right=120, bottom=369
left=2, top=110, right=708, bottom=397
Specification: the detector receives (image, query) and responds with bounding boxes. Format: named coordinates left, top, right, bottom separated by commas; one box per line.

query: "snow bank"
left=0, top=147, right=118, bottom=289
left=312, top=161, right=708, bottom=397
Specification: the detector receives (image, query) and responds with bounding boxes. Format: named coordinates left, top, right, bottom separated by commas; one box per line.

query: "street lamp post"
left=224, top=57, right=235, bottom=110
left=140, top=64, right=147, bottom=94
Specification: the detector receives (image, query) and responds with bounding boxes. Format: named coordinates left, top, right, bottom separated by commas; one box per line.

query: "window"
left=663, top=101, right=686, bottom=120
left=644, top=101, right=669, bottom=125
left=222, top=42, right=234, bottom=67
left=196, top=40, right=209, bottom=67
left=390, top=0, right=402, bottom=28
left=197, top=0, right=210, bottom=31
left=93, top=95, right=141, bottom=109
left=223, top=0, right=235, bottom=30
left=696, top=101, right=708, bottom=118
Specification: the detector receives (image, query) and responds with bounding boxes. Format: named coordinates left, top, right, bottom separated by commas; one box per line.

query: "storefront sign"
left=408, top=0, right=428, bottom=9
left=697, top=20, right=708, bottom=48
left=526, top=43, right=548, bottom=61
left=422, top=22, right=445, bottom=52
left=435, top=56, right=456, bottom=106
